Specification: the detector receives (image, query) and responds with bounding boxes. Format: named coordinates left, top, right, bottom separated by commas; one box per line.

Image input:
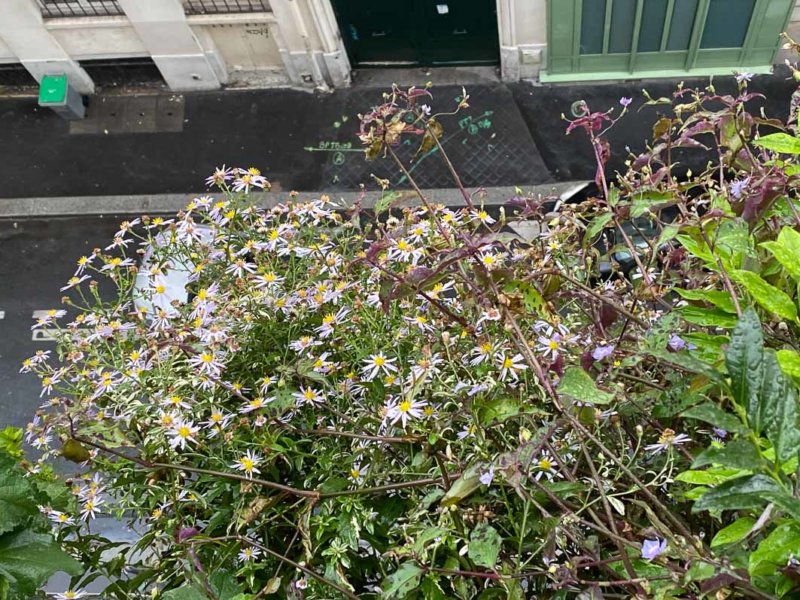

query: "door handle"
left=453, top=28, right=468, bottom=35
left=371, top=30, right=387, bottom=37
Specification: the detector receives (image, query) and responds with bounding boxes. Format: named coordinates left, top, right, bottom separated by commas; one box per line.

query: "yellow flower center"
left=502, top=357, right=514, bottom=369
left=398, top=400, right=412, bottom=413
left=241, top=457, right=255, bottom=471
left=539, top=459, right=552, bottom=471
left=373, top=356, right=386, bottom=367
left=177, top=426, right=191, bottom=438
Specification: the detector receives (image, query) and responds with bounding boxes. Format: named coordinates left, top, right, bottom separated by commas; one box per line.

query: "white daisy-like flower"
left=387, top=397, right=427, bottom=428
left=231, top=450, right=262, bottom=479
left=361, top=353, right=398, bottom=381
left=496, top=352, right=527, bottom=381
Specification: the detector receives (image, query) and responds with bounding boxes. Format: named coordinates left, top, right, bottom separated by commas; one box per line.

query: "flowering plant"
left=20, top=79, right=800, bottom=599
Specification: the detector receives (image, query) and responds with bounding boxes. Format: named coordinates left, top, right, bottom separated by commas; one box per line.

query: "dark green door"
left=331, top=0, right=499, bottom=67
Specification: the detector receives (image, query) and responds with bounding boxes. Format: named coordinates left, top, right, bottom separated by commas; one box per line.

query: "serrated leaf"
left=0, top=464, right=37, bottom=536
left=382, top=563, right=423, bottom=599
left=691, top=439, right=763, bottom=470
left=162, top=585, right=207, bottom=600
left=210, top=570, right=244, bottom=600
left=558, top=367, right=614, bottom=405
left=468, top=523, right=502, bottom=568
left=681, top=403, right=748, bottom=434
left=710, top=517, right=755, bottom=548
left=692, top=474, right=779, bottom=514
left=675, top=468, right=747, bottom=486
left=762, top=239, right=800, bottom=282
left=759, top=350, right=800, bottom=465
left=748, top=523, right=800, bottom=577
left=679, top=306, right=739, bottom=328
left=777, top=349, right=800, bottom=380
left=726, top=309, right=764, bottom=431
left=753, top=132, right=800, bottom=154
left=0, top=529, right=82, bottom=599
left=675, top=288, right=736, bottom=314
left=731, top=270, right=797, bottom=322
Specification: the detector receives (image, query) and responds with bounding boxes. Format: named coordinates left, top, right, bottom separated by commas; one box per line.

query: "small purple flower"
left=620, top=97, right=633, bottom=108
left=641, top=538, right=667, bottom=561
left=730, top=177, right=750, bottom=200
left=480, top=466, right=495, bottom=486
left=735, top=72, right=753, bottom=84
left=712, top=427, right=728, bottom=441
left=592, top=344, right=615, bottom=361
left=667, top=334, right=696, bottom=352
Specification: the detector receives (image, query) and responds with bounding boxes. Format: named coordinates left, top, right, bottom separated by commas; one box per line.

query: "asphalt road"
left=0, top=215, right=126, bottom=433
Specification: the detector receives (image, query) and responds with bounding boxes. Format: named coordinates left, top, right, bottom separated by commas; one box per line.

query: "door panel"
left=331, top=0, right=499, bottom=67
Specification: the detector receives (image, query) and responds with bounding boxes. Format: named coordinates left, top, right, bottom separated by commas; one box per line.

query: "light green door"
left=545, top=0, right=794, bottom=80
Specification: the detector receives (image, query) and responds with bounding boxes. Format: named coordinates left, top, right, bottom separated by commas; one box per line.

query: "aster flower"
left=231, top=450, right=262, bottom=479
left=349, top=462, right=367, bottom=485
left=168, top=419, right=200, bottom=450
left=238, top=545, right=262, bottom=563
left=387, top=397, right=427, bottom=428
left=497, top=352, right=527, bottom=381
left=619, top=96, right=633, bottom=107
left=471, top=209, right=496, bottom=225
left=362, top=353, right=398, bottom=381
left=730, top=177, right=750, bottom=200
left=644, top=428, right=691, bottom=454
left=52, top=589, right=88, bottom=599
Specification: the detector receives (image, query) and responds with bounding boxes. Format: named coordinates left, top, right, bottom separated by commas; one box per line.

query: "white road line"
left=0, top=310, right=4, bottom=319
left=32, top=310, right=50, bottom=319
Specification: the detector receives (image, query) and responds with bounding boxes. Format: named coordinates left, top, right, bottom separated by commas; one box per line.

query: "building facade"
left=0, top=0, right=798, bottom=93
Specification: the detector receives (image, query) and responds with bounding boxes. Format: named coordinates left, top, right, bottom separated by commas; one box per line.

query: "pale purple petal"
left=620, top=97, right=633, bottom=108
left=592, top=344, right=615, bottom=361
left=641, top=538, right=667, bottom=560
left=480, top=467, right=495, bottom=486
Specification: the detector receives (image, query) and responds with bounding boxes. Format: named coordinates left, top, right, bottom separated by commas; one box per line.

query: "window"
left=38, top=0, right=124, bottom=18
left=182, top=0, right=271, bottom=15
left=546, top=0, right=794, bottom=79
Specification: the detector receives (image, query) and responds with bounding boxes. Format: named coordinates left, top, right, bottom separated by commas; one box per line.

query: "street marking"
left=0, top=311, right=4, bottom=319
left=32, top=310, right=50, bottom=319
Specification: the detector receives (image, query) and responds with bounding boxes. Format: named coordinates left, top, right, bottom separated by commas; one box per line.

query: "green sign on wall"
left=544, top=0, right=794, bottom=81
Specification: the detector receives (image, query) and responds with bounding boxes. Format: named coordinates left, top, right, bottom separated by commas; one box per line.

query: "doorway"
left=330, top=0, right=500, bottom=67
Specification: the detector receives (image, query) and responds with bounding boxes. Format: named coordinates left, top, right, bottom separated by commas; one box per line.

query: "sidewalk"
left=0, top=68, right=795, bottom=213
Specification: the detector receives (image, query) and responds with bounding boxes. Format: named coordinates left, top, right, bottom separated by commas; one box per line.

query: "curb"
left=0, top=182, right=589, bottom=218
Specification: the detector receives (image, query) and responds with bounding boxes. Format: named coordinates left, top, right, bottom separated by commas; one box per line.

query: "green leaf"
left=0, top=464, right=37, bottom=536
left=677, top=234, right=715, bottom=264
left=731, top=270, right=797, bottom=322
left=726, top=309, right=764, bottom=431
left=762, top=238, right=800, bottom=282
left=675, top=468, right=748, bottom=486
left=692, top=439, right=764, bottom=470
left=557, top=367, right=614, bottom=405
left=440, top=464, right=483, bottom=507
left=210, top=570, right=244, bottom=600
left=710, top=517, right=755, bottom=548
left=753, top=132, right=800, bottom=154
left=681, top=402, right=748, bottom=434
left=764, top=491, right=800, bottom=521
left=749, top=523, right=800, bottom=577
left=675, top=288, right=736, bottom=314
left=382, top=563, right=424, bottom=599
left=646, top=349, right=722, bottom=382
left=759, top=350, right=800, bottom=465
left=684, top=560, right=716, bottom=583
left=692, top=474, right=780, bottom=514
left=776, top=349, right=800, bottom=380
left=0, top=429, right=22, bottom=459
left=0, top=529, right=82, bottom=599
left=411, top=527, right=450, bottom=554
left=468, top=523, right=502, bottom=568
left=679, top=306, right=738, bottom=328
left=478, top=397, right=520, bottom=425
left=161, top=585, right=207, bottom=600
left=583, top=212, right=613, bottom=247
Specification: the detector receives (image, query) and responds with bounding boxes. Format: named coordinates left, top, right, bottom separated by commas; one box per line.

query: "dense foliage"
left=18, top=73, right=800, bottom=599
